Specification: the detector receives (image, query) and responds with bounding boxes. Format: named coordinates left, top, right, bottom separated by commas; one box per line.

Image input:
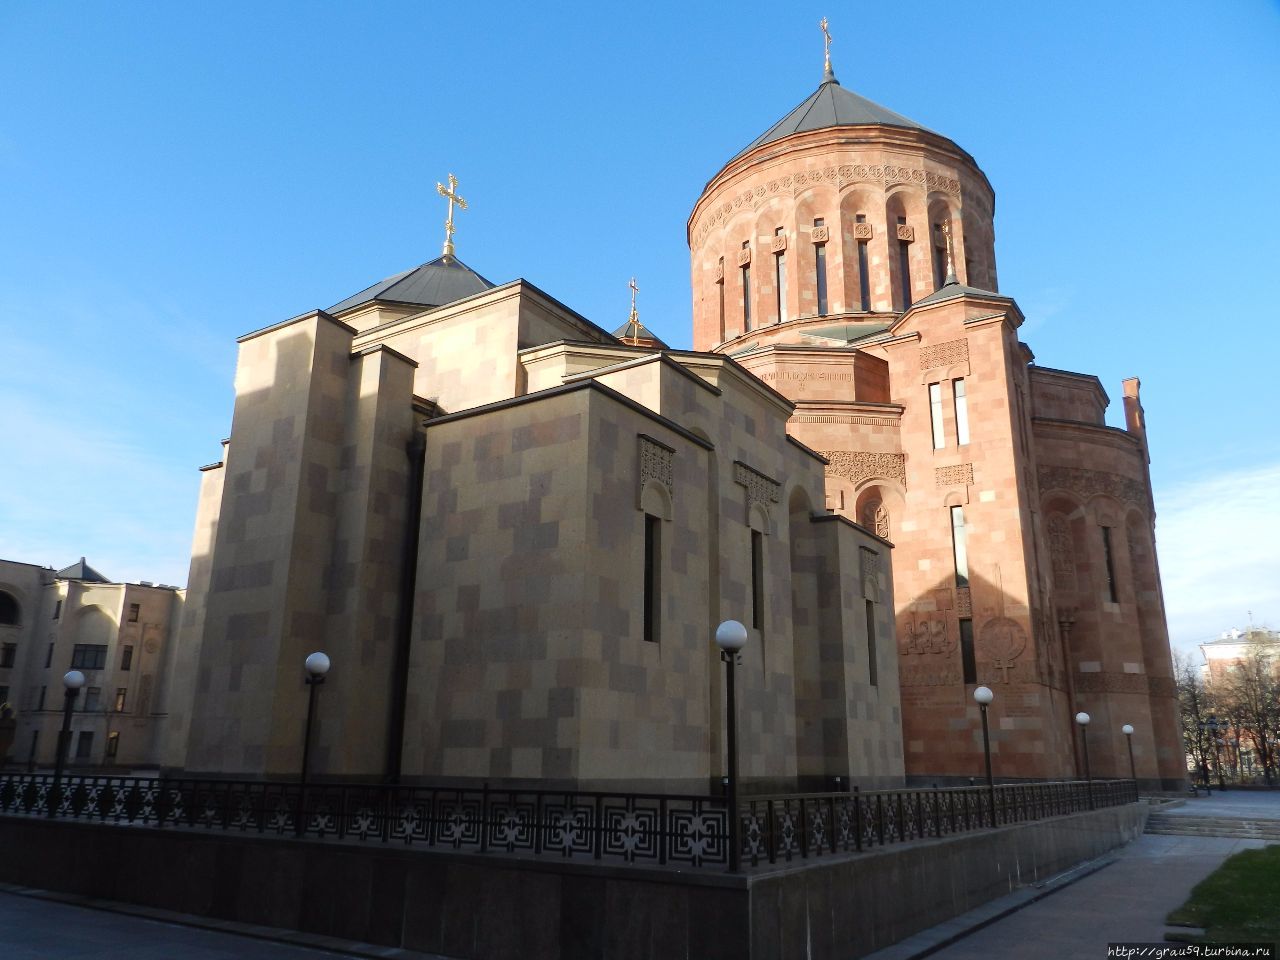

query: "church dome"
left=328, top=254, right=494, bottom=316
left=730, top=74, right=933, bottom=163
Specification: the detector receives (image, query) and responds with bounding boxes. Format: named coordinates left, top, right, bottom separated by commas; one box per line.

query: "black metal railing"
left=0, top=773, right=1136, bottom=871
left=741, top=778, right=1138, bottom=866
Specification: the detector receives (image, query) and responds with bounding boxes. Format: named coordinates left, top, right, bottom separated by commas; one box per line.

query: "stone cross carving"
left=436, top=172, right=468, bottom=257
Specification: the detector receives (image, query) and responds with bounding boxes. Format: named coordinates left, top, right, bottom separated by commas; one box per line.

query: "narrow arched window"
left=897, top=216, right=913, bottom=309
left=0, top=592, right=18, bottom=626
left=773, top=227, right=787, bottom=323
left=856, top=214, right=871, bottom=311
left=813, top=218, right=828, bottom=316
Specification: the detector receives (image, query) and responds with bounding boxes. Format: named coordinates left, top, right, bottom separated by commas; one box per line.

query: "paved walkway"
left=1158, top=789, right=1280, bottom=821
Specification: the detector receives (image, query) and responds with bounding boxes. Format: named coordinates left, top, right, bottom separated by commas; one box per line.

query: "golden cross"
left=628, top=276, right=639, bottom=324
left=435, top=172, right=468, bottom=257
left=820, top=17, right=833, bottom=75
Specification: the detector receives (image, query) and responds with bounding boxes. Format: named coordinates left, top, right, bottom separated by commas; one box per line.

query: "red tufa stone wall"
left=687, top=113, right=1185, bottom=789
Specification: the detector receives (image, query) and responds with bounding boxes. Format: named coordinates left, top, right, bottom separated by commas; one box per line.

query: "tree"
left=1208, top=634, right=1280, bottom=785
left=1174, top=651, right=1217, bottom=787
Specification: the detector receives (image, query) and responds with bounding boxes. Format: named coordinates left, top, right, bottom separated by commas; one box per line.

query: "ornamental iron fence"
left=0, top=773, right=1136, bottom=872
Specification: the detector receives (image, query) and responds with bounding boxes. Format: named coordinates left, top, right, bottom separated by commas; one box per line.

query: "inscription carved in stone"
left=935, top=463, right=974, bottom=488
left=820, top=451, right=907, bottom=488
left=919, top=339, right=969, bottom=371
left=1038, top=465, right=1146, bottom=506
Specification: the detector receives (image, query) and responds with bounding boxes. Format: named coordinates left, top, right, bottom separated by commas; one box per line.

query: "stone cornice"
left=236, top=309, right=356, bottom=345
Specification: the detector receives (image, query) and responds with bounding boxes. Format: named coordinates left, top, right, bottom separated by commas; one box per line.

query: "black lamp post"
left=973, top=685, right=997, bottom=827
left=1215, top=738, right=1227, bottom=791
left=1121, top=724, right=1136, bottom=784
left=716, top=620, right=747, bottom=873
left=1075, top=712, right=1093, bottom=810
left=48, top=669, right=85, bottom=818
left=297, top=651, right=331, bottom=837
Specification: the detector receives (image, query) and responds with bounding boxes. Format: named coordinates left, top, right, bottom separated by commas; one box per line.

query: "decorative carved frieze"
left=919, top=338, right=969, bottom=371
left=955, top=586, right=972, bottom=618
left=1073, top=671, right=1149, bottom=695
left=811, top=225, right=830, bottom=243
left=820, top=450, right=907, bottom=488
left=1148, top=676, right=1176, bottom=699
left=791, top=415, right=899, bottom=427
left=691, top=165, right=964, bottom=245
left=637, top=435, right=674, bottom=510
left=1038, top=465, right=1146, bottom=506
left=900, top=664, right=962, bottom=687
left=935, top=463, right=974, bottom=488
left=902, top=614, right=955, bottom=656
left=733, top=460, right=781, bottom=525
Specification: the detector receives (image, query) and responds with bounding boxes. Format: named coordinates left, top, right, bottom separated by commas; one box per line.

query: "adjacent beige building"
left=0, top=558, right=183, bottom=769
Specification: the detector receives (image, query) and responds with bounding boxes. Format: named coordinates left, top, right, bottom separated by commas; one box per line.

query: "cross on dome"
left=436, top=172, right=468, bottom=257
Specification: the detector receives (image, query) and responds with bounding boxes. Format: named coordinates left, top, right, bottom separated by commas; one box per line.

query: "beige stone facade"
left=687, top=69, right=1184, bottom=789
left=0, top=558, right=183, bottom=769
left=176, top=263, right=904, bottom=791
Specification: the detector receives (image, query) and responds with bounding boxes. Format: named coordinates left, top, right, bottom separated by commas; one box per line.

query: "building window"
left=53, top=599, right=62, bottom=620
left=127, top=603, right=140, bottom=623
left=959, top=618, right=977, bottom=684
left=741, top=241, right=752, bottom=330
left=120, top=645, right=134, bottom=671
left=1101, top=526, right=1118, bottom=602
left=933, top=221, right=948, bottom=290
left=865, top=599, right=878, bottom=687
left=0, top=591, right=18, bottom=626
left=114, top=688, right=127, bottom=713
left=106, top=731, right=120, bottom=759
left=951, top=506, right=970, bottom=587
left=814, top=219, right=828, bottom=316
left=717, top=256, right=725, bottom=334
left=897, top=216, right=912, bottom=309
left=0, top=643, right=14, bottom=669
left=75, top=731, right=93, bottom=760
left=37, top=686, right=46, bottom=711
left=0, top=685, right=8, bottom=706
left=643, top=514, right=661, bottom=643
left=83, top=687, right=101, bottom=712
left=774, top=228, right=787, bottom=323
left=70, top=644, right=108, bottom=671
left=929, top=383, right=945, bottom=450
left=751, top=529, right=764, bottom=629
left=954, top=379, right=970, bottom=445
left=44, top=643, right=53, bottom=669
left=856, top=214, right=871, bottom=311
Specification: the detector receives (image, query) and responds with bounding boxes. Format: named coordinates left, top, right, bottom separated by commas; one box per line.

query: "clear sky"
left=1, top=1, right=1277, bottom=654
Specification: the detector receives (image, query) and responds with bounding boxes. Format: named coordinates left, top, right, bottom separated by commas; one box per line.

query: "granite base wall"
left=0, top=803, right=1146, bottom=960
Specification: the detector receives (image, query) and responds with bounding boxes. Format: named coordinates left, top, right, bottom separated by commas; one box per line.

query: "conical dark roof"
left=56, top=557, right=109, bottom=583
left=911, top=278, right=1009, bottom=308
left=328, top=254, right=495, bottom=315
left=611, top=319, right=669, bottom=349
left=731, top=76, right=932, bottom=162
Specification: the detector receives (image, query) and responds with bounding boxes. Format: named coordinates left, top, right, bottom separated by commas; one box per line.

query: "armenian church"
left=162, top=31, right=1184, bottom=791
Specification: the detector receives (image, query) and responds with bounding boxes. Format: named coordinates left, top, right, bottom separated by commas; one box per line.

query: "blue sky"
left=1, top=1, right=1277, bottom=652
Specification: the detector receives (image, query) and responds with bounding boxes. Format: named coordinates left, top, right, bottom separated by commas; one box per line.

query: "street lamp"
left=1075, top=712, right=1093, bottom=810
left=973, top=686, right=997, bottom=827
left=716, top=620, right=747, bottom=873
left=1215, top=737, right=1227, bottom=791
left=1198, top=715, right=1220, bottom=793
left=297, top=651, right=330, bottom=837
left=1121, top=724, right=1136, bottom=784
left=48, top=669, right=85, bottom=818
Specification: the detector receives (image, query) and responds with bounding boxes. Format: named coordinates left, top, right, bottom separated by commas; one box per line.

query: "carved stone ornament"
left=1048, top=514, right=1076, bottom=588
left=980, top=616, right=1027, bottom=683
left=771, top=233, right=788, bottom=253
left=714, top=260, right=724, bottom=281
left=919, top=338, right=969, bottom=371
left=935, top=463, right=974, bottom=488
left=820, top=450, right=907, bottom=488
left=853, top=222, right=873, bottom=240
left=896, top=224, right=915, bottom=243
left=902, top=615, right=955, bottom=657
left=1037, top=465, right=1146, bottom=506
left=859, top=547, right=881, bottom=601
left=736, top=247, right=752, bottom=267
left=811, top=225, right=830, bottom=243
left=691, top=166, right=964, bottom=246
left=955, top=586, right=972, bottom=618
left=637, top=434, right=674, bottom=509
left=733, top=460, right=781, bottom=525
left=873, top=503, right=889, bottom=539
